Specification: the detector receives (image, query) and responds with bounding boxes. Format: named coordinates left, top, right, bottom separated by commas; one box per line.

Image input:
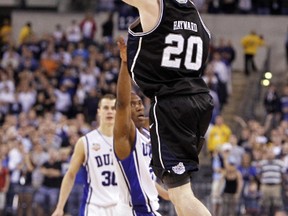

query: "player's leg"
left=163, top=175, right=211, bottom=216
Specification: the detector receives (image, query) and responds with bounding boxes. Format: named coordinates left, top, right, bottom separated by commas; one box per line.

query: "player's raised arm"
left=113, top=37, right=136, bottom=160
left=122, top=0, right=143, bottom=8
left=121, top=0, right=159, bottom=32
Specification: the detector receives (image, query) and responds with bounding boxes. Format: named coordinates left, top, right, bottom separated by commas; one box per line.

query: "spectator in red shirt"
left=79, top=12, right=97, bottom=47
left=0, top=151, right=10, bottom=215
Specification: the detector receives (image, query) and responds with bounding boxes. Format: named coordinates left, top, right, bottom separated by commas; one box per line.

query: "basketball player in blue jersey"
left=121, top=0, right=213, bottom=215
left=113, top=37, right=169, bottom=216
left=52, top=94, right=119, bottom=216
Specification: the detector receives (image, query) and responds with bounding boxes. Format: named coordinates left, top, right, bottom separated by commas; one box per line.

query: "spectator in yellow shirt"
left=207, top=115, right=232, bottom=154
left=241, top=31, right=265, bottom=76
left=18, top=22, right=32, bottom=45
left=0, top=19, right=12, bottom=46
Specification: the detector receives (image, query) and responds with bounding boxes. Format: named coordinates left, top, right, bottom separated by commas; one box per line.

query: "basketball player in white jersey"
left=52, top=94, right=118, bottom=216
left=113, top=37, right=168, bottom=216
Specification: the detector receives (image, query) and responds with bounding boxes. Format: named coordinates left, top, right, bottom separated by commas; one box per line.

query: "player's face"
left=131, top=94, right=145, bottom=129
left=98, top=99, right=116, bottom=126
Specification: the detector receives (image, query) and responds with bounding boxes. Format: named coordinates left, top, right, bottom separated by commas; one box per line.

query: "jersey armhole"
left=82, top=135, right=89, bottom=166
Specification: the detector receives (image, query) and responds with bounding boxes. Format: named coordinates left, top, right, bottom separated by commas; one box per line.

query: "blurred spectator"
left=72, top=41, right=89, bottom=61
left=203, top=64, right=221, bottom=124
left=24, top=34, right=42, bottom=61
left=221, top=156, right=243, bottom=216
left=209, top=51, right=230, bottom=110
left=79, top=60, right=99, bottom=93
left=0, top=19, right=12, bottom=46
left=40, top=43, right=59, bottom=78
left=210, top=144, right=231, bottom=216
left=1, top=46, right=20, bottom=70
left=17, top=81, right=37, bottom=113
left=33, top=88, right=55, bottom=116
left=79, top=12, right=97, bottom=47
left=18, top=45, right=39, bottom=72
left=18, top=22, right=33, bottom=45
left=208, top=115, right=232, bottom=154
left=53, top=24, right=66, bottom=49
left=33, top=149, right=63, bottom=216
left=237, top=127, right=251, bottom=148
left=280, top=85, right=288, bottom=122
left=282, top=142, right=288, bottom=212
left=0, top=70, right=16, bottom=117
left=54, top=84, right=73, bottom=118
left=30, top=141, right=49, bottom=189
left=238, top=152, right=259, bottom=214
left=242, top=179, right=261, bottom=215
left=16, top=147, right=35, bottom=216
left=0, top=148, right=9, bottom=216
left=66, top=20, right=82, bottom=45
left=228, top=134, right=245, bottom=167
left=83, top=88, right=100, bottom=124
left=241, top=31, right=265, bottom=76
left=263, top=83, right=282, bottom=131
left=63, top=132, right=85, bottom=216
left=102, top=12, right=114, bottom=43
left=257, top=146, right=285, bottom=215
left=6, top=138, right=23, bottom=215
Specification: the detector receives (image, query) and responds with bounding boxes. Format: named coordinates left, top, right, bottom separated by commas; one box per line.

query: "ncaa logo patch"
left=172, top=162, right=185, bottom=175
left=92, top=143, right=101, bottom=151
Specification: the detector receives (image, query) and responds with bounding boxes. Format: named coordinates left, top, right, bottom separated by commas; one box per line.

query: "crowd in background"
left=95, top=0, right=288, bottom=15
left=0, top=6, right=288, bottom=216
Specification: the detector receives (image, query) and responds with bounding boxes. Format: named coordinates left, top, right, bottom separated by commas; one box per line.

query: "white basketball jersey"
left=80, top=129, right=118, bottom=216
left=114, top=128, right=160, bottom=216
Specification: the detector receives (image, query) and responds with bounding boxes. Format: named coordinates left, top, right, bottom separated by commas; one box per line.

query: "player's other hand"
left=117, top=36, right=127, bottom=63
left=51, top=208, right=64, bottom=216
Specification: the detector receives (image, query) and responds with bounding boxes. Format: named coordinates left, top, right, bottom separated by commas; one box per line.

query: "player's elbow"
left=65, top=170, right=77, bottom=181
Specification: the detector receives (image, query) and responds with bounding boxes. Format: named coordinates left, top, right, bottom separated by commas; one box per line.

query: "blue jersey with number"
left=80, top=129, right=118, bottom=215
left=127, top=0, right=211, bottom=98
left=114, top=128, right=160, bottom=216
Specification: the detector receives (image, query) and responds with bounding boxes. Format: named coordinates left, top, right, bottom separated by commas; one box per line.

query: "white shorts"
left=115, top=203, right=134, bottom=216
left=82, top=204, right=117, bottom=216
left=115, top=203, right=162, bottom=216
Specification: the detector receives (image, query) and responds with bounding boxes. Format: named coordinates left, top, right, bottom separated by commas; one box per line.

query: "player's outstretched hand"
left=117, top=36, right=127, bottom=63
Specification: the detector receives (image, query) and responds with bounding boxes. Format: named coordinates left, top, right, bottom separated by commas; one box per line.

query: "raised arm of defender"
left=113, top=37, right=136, bottom=160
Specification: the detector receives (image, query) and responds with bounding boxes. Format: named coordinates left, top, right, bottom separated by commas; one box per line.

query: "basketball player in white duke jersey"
left=52, top=94, right=119, bottom=216
left=121, top=0, right=213, bottom=215
left=113, top=37, right=169, bottom=216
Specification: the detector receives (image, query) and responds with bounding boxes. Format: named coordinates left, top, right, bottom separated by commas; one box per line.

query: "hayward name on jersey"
left=127, top=0, right=211, bottom=98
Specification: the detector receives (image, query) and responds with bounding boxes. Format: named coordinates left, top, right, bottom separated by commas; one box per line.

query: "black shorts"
left=149, top=93, right=213, bottom=182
